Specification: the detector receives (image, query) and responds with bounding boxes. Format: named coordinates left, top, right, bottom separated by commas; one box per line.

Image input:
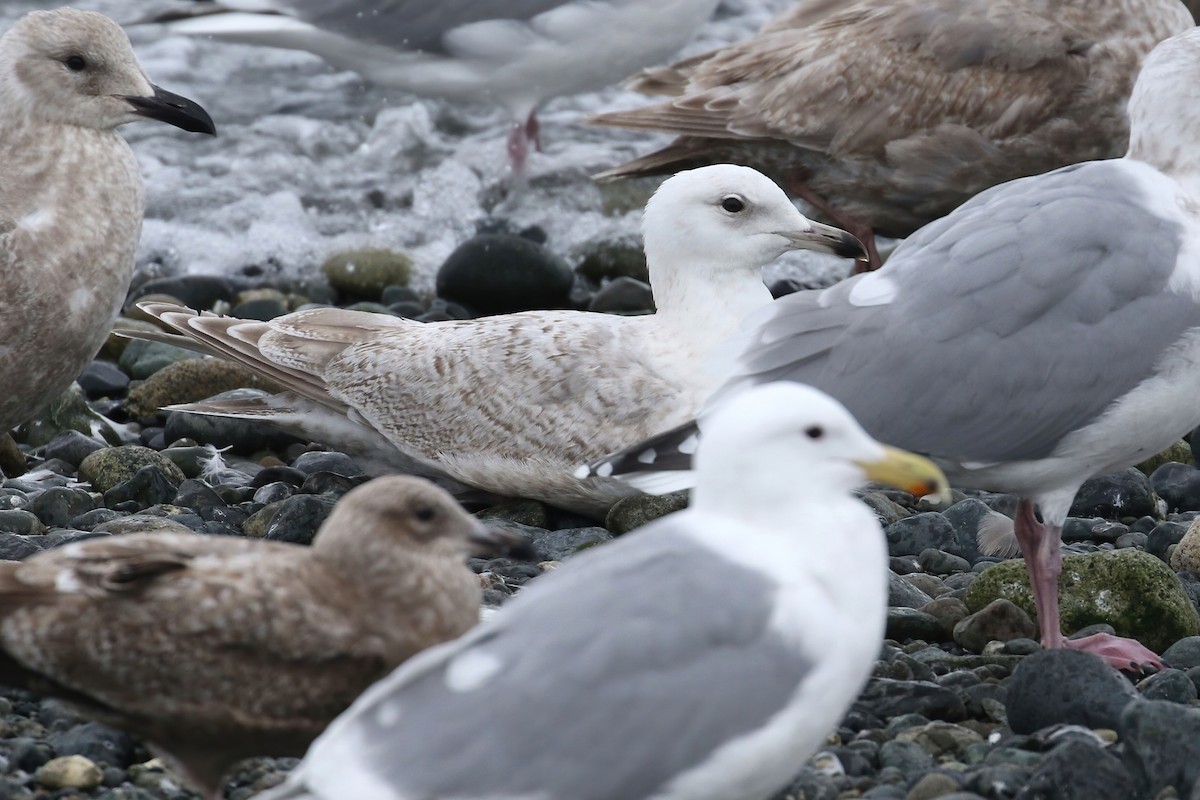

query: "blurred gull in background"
left=149, top=0, right=722, bottom=171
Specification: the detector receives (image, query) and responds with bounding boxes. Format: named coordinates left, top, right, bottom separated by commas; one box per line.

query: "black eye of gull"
left=804, top=425, right=824, bottom=440
left=721, top=196, right=745, bottom=213
left=414, top=506, right=436, bottom=522
left=65, top=55, right=87, bottom=72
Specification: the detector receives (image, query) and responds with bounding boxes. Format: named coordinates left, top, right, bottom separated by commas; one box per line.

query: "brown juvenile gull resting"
left=0, top=475, right=523, bottom=799
left=255, top=383, right=949, bottom=800
left=147, top=0, right=721, bottom=172
left=0, top=8, right=214, bottom=438
left=582, top=26, right=1200, bottom=672
left=591, top=0, right=1191, bottom=268
left=122, top=164, right=865, bottom=517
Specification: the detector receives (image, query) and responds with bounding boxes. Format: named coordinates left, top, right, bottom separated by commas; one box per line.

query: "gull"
left=0, top=475, right=524, bottom=799
left=254, top=383, right=948, bottom=800
left=0, top=8, right=214, bottom=439
left=582, top=26, right=1200, bottom=672
left=124, top=164, right=865, bottom=517
left=148, top=0, right=721, bottom=171
left=591, top=0, right=1192, bottom=267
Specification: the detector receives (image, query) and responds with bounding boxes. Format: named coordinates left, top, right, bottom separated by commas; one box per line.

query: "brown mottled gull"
left=0, top=475, right=520, bottom=798
left=0, top=8, right=214, bottom=437
left=149, top=0, right=721, bottom=172
left=592, top=0, right=1191, bottom=267
left=121, top=164, right=865, bottom=517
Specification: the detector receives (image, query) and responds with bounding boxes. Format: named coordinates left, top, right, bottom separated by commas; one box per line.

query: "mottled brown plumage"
left=0, top=475, right=502, bottom=797
left=0, top=9, right=213, bottom=432
left=593, top=0, right=1191, bottom=265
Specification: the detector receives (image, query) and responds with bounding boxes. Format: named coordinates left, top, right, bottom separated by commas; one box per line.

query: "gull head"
left=0, top=9, right=215, bottom=134
left=1127, top=26, right=1200, bottom=171
left=312, top=475, right=530, bottom=562
left=642, top=164, right=866, bottom=275
left=695, top=383, right=948, bottom=506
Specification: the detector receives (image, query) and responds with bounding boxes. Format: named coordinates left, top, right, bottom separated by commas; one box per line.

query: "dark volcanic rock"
left=1006, top=649, right=1139, bottom=734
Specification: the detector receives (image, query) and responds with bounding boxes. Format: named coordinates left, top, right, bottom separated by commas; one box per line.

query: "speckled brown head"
left=0, top=8, right=214, bottom=133
left=312, top=475, right=530, bottom=563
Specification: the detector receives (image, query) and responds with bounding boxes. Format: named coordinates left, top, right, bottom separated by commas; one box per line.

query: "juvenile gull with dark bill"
left=0, top=8, right=214, bottom=439
left=584, top=26, right=1200, bottom=671
left=592, top=0, right=1191, bottom=267
left=255, top=383, right=948, bottom=800
left=0, top=475, right=521, bottom=798
left=150, top=0, right=720, bottom=171
left=122, top=165, right=865, bottom=517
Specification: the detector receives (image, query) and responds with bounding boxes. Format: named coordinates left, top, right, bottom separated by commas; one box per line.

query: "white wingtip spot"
left=54, top=570, right=83, bottom=593
left=677, top=434, right=699, bottom=456
left=572, top=464, right=590, bottom=479
left=597, top=462, right=614, bottom=478
left=445, top=650, right=504, bottom=693
left=637, top=448, right=657, bottom=465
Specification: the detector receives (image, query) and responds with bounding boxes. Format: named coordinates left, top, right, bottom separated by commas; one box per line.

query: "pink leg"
left=526, top=112, right=541, bottom=153
left=1012, top=500, right=1163, bottom=672
left=506, top=122, right=530, bottom=174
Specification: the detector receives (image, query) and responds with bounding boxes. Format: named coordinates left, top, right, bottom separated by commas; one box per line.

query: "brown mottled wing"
left=0, top=533, right=390, bottom=736
left=602, top=0, right=1091, bottom=157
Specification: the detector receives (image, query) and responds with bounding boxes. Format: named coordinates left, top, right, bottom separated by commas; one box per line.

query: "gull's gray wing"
left=289, top=520, right=812, bottom=800
left=729, top=160, right=1200, bottom=464
left=280, top=0, right=577, bottom=53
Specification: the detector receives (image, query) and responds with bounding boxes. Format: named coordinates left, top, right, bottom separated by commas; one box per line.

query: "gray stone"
left=857, top=679, right=966, bottom=722
left=952, top=599, right=1037, bottom=653
left=117, top=339, right=197, bottom=380
left=1121, top=699, right=1200, bottom=797
left=878, top=740, right=933, bottom=773
left=532, top=527, right=612, bottom=562
left=1006, top=649, right=1138, bottom=734
left=920, top=597, right=970, bottom=639
left=890, top=572, right=934, bottom=609
left=41, top=430, right=105, bottom=468
left=887, top=608, right=947, bottom=643
left=588, top=277, right=654, bottom=314
left=0, top=510, right=46, bottom=536
left=264, top=494, right=337, bottom=545
left=30, top=488, right=95, bottom=528
left=605, top=491, right=688, bottom=534
left=1162, top=636, right=1200, bottom=670
left=918, top=548, right=971, bottom=575
left=437, top=233, right=573, bottom=315
left=79, top=446, right=185, bottom=494
left=1137, top=668, right=1198, bottom=704
left=1068, top=468, right=1157, bottom=520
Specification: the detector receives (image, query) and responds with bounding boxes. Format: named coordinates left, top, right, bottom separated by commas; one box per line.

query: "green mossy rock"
left=78, top=445, right=186, bottom=494
left=964, top=549, right=1200, bottom=653
left=605, top=491, right=689, bottom=534
left=322, top=248, right=413, bottom=300
left=1136, top=440, right=1193, bottom=476
left=125, top=358, right=281, bottom=419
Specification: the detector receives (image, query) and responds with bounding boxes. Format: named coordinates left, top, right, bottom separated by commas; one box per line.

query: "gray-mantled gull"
left=591, top=0, right=1191, bottom=268
left=582, top=25, right=1200, bottom=672
left=0, top=475, right=525, bottom=799
left=120, top=164, right=866, bottom=517
left=253, top=383, right=949, bottom=800
left=0, top=8, right=214, bottom=439
left=148, top=0, right=720, bottom=172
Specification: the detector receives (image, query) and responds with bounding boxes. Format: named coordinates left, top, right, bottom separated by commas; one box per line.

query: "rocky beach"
left=1, top=1, right=1200, bottom=799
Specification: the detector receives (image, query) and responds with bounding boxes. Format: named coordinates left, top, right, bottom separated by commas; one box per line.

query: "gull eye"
left=804, top=425, right=825, bottom=440
left=414, top=506, right=436, bottom=522
left=64, top=55, right=87, bottom=72
left=721, top=196, right=746, bottom=213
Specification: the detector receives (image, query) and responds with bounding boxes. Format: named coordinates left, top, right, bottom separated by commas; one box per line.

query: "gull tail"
left=576, top=421, right=702, bottom=495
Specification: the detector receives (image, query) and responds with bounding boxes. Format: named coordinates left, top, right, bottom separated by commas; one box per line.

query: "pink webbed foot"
left=1063, top=632, right=1164, bottom=674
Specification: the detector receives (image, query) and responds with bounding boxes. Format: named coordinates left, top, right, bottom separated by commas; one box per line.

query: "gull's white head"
left=1127, top=26, right=1200, bottom=172
left=693, top=383, right=948, bottom=510
left=0, top=9, right=214, bottom=134
left=641, top=165, right=866, bottom=278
